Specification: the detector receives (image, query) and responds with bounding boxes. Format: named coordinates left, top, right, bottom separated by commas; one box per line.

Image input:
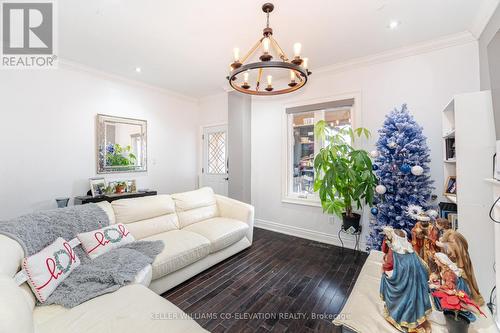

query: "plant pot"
left=342, top=213, right=361, bottom=232
left=444, top=312, right=470, bottom=333
left=115, top=185, right=125, bottom=194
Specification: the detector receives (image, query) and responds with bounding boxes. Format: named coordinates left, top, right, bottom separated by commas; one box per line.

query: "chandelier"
left=226, top=3, right=312, bottom=96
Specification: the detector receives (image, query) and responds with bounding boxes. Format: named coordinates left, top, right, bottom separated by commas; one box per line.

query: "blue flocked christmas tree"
left=367, top=104, right=434, bottom=250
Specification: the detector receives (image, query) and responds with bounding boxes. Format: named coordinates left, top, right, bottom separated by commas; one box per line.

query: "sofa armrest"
left=215, top=195, right=254, bottom=244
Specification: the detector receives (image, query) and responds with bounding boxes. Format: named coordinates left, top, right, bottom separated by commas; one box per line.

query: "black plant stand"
left=338, top=226, right=362, bottom=261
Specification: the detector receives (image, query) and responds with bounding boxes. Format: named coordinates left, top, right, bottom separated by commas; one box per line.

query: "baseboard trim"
left=255, top=218, right=366, bottom=251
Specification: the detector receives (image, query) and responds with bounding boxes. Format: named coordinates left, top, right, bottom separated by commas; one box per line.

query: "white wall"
left=197, top=92, right=229, bottom=187
left=251, top=40, right=480, bottom=249
left=0, top=64, right=200, bottom=219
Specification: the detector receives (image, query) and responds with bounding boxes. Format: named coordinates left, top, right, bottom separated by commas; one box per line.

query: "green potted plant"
left=313, top=121, right=377, bottom=231
left=114, top=181, right=127, bottom=194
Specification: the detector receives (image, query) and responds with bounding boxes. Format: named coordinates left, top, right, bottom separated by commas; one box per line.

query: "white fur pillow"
left=22, top=237, right=80, bottom=303
left=77, top=223, right=134, bottom=259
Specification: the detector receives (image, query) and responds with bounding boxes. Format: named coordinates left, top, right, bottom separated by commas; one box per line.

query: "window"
left=207, top=131, right=227, bottom=174
left=284, top=98, right=355, bottom=205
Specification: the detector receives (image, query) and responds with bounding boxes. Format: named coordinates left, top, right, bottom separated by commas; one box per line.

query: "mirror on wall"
left=96, top=114, right=147, bottom=174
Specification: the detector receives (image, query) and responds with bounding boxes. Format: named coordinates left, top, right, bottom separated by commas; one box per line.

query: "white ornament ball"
left=376, top=185, right=387, bottom=195
left=387, top=141, right=397, bottom=149
left=411, top=165, right=424, bottom=176
left=370, top=150, right=380, bottom=158
left=427, top=209, right=438, bottom=219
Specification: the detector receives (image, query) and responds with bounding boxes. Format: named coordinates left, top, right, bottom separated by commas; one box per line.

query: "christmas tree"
left=366, top=104, right=434, bottom=250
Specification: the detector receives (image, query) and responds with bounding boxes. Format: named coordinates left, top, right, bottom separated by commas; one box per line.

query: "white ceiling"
left=58, top=0, right=498, bottom=98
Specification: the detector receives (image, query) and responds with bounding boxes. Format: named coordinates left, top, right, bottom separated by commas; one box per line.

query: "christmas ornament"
left=372, top=164, right=379, bottom=171
left=387, top=141, right=397, bottom=149
left=371, top=207, right=379, bottom=215
left=411, top=165, right=424, bottom=176
left=375, top=185, right=387, bottom=194
left=400, top=164, right=411, bottom=174
left=370, top=150, right=380, bottom=158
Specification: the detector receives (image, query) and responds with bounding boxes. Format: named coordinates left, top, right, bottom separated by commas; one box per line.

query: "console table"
left=74, top=190, right=157, bottom=205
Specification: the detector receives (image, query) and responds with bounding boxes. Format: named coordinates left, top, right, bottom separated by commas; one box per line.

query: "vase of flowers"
left=114, top=182, right=127, bottom=194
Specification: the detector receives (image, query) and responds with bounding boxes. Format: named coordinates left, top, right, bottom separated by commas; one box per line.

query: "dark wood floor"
left=162, top=228, right=367, bottom=333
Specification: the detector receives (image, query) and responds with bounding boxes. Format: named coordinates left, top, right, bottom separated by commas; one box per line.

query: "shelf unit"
left=441, top=91, right=496, bottom=303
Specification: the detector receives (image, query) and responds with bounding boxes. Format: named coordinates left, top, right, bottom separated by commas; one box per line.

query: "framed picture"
left=444, top=176, right=457, bottom=196
left=89, top=177, right=106, bottom=197
left=126, top=179, right=137, bottom=193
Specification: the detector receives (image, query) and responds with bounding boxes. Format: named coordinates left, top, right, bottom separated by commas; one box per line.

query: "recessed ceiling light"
left=135, top=67, right=142, bottom=73
left=388, top=20, right=400, bottom=30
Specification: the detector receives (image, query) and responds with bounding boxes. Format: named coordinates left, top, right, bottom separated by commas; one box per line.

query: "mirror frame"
left=96, top=114, right=147, bottom=174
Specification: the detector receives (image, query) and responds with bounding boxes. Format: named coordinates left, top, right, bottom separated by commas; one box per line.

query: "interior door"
left=201, top=125, right=228, bottom=196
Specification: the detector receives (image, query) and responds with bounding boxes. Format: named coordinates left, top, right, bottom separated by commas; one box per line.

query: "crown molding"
left=58, top=58, right=198, bottom=104
left=312, top=31, right=477, bottom=77
left=469, top=0, right=500, bottom=39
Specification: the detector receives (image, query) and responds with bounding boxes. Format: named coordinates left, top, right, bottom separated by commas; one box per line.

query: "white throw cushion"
left=172, top=187, right=219, bottom=228
left=143, top=230, right=211, bottom=279
left=34, top=284, right=208, bottom=333
left=183, top=217, right=249, bottom=252
left=22, top=237, right=80, bottom=303
left=78, top=223, right=134, bottom=259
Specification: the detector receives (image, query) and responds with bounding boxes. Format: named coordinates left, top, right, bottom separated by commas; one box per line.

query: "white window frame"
left=281, top=93, right=362, bottom=207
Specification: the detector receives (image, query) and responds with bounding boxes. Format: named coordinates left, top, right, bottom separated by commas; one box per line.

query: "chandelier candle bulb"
left=302, top=57, right=309, bottom=70
left=265, top=75, right=273, bottom=91
left=233, top=48, right=240, bottom=61
left=241, top=71, right=251, bottom=89
left=288, top=70, right=298, bottom=87
left=263, top=38, right=270, bottom=53
left=293, top=42, right=302, bottom=57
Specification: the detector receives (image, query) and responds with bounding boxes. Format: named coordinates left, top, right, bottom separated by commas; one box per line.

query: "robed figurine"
left=380, top=227, right=432, bottom=332
left=436, top=230, right=484, bottom=306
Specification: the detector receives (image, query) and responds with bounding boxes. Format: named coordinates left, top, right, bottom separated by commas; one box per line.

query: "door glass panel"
left=207, top=131, right=226, bottom=174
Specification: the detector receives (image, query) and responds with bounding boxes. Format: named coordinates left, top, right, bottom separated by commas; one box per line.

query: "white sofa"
left=0, top=187, right=254, bottom=333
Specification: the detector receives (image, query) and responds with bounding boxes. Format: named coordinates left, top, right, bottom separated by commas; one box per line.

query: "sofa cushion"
left=34, top=284, right=207, bottom=333
left=0, top=276, right=34, bottom=333
left=112, top=195, right=179, bottom=239
left=144, top=230, right=211, bottom=279
left=172, top=187, right=219, bottom=228
left=183, top=217, right=249, bottom=253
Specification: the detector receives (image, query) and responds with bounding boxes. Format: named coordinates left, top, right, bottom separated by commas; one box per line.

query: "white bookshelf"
left=441, top=91, right=496, bottom=305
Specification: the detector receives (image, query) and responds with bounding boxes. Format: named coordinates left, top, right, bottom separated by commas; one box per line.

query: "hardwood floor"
left=162, top=228, right=367, bottom=333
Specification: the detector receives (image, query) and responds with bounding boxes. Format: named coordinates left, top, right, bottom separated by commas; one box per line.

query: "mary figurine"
left=380, top=227, right=432, bottom=332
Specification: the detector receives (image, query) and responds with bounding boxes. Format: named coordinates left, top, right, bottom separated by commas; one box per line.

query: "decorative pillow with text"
left=22, top=237, right=80, bottom=303
left=77, top=223, right=135, bottom=259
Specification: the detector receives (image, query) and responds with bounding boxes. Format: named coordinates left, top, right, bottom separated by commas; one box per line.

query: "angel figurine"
left=436, top=230, right=484, bottom=306
left=380, top=227, right=432, bottom=332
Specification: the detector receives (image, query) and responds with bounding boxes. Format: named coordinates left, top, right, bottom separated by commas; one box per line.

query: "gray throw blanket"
left=0, top=204, right=164, bottom=308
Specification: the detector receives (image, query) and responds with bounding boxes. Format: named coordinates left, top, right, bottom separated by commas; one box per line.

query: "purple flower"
left=106, top=144, right=115, bottom=154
